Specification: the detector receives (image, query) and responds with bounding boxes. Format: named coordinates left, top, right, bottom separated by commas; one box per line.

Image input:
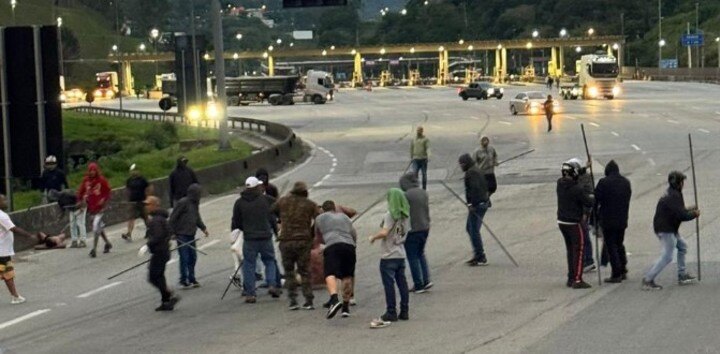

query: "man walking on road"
left=399, top=173, right=432, bottom=292
left=169, top=156, right=199, bottom=207
left=410, top=126, right=430, bottom=190
left=595, top=160, right=632, bottom=283
left=544, top=95, right=555, bottom=132
left=474, top=136, right=499, bottom=196
left=77, top=163, right=112, bottom=258
left=169, top=184, right=209, bottom=289
left=232, top=177, right=280, bottom=303
left=557, top=161, right=595, bottom=289
left=143, top=196, right=180, bottom=311
left=273, top=182, right=319, bottom=310
left=641, top=171, right=700, bottom=290
left=122, top=164, right=152, bottom=242
left=315, top=200, right=357, bottom=318
left=459, top=153, right=490, bottom=266
left=0, top=194, right=40, bottom=304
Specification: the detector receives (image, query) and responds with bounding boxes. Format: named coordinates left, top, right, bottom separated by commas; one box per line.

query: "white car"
left=508, top=91, right=559, bottom=115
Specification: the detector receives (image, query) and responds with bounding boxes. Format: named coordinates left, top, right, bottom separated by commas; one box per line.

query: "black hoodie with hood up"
left=399, top=173, right=430, bottom=231
left=595, top=160, right=632, bottom=230
left=169, top=157, right=199, bottom=204
left=459, top=153, right=489, bottom=206
left=232, top=186, right=276, bottom=241
left=557, top=175, right=594, bottom=224
left=169, top=184, right=207, bottom=236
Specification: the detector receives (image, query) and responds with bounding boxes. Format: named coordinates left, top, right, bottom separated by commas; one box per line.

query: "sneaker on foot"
left=380, top=313, right=398, bottom=322
left=89, top=249, right=97, bottom=258
left=179, top=281, right=191, bottom=289
left=370, top=318, right=390, bottom=328
left=70, top=241, right=78, bottom=248
left=678, top=273, right=696, bottom=285
left=341, top=303, right=350, bottom=317
left=604, top=277, right=623, bottom=284
left=322, top=299, right=331, bottom=309
left=476, top=256, right=488, bottom=266
left=168, top=294, right=181, bottom=307
left=11, top=296, right=26, bottom=305
left=411, top=287, right=427, bottom=294
left=268, top=287, right=281, bottom=298
left=155, top=303, right=174, bottom=311
left=103, top=243, right=112, bottom=254
left=288, top=299, right=299, bottom=311
left=79, top=240, right=87, bottom=248
left=191, top=281, right=201, bottom=288
left=245, top=296, right=257, bottom=304
left=121, top=233, right=132, bottom=242
left=583, top=264, right=597, bottom=273
left=341, top=311, right=351, bottom=318
left=326, top=299, right=342, bottom=319
left=399, top=311, right=409, bottom=321
left=301, top=301, right=314, bottom=310
left=641, top=279, right=662, bottom=291
left=349, top=297, right=357, bottom=306
left=424, top=282, right=434, bottom=290
left=571, top=281, right=592, bottom=289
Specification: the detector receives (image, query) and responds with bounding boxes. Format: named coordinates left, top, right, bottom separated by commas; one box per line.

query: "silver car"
left=509, top=91, right=559, bottom=115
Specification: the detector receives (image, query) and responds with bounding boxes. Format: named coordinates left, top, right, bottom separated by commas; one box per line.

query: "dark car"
left=458, top=82, right=504, bottom=101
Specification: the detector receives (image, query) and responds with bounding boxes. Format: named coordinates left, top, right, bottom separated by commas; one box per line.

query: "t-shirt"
left=126, top=176, right=150, bottom=202
left=0, top=210, right=16, bottom=257
left=380, top=212, right=408, bottom=259
left=315, top=212, right=356, bottom=248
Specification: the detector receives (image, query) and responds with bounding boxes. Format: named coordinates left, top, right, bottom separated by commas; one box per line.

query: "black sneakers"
left=467, top=256, right=488, bottom=267
left=604, top=277, right=623, bottom=284
left=288, top=299, right=299, bottom=311
left=399, top=311, right=409, bottom=321
left=641, top=279, right=663, bottom=291
left=103, top=242, right=112, bottom=254
left=380, top=313, right=398, bottom=322
left=678, top=273, right=696, bottom=285
left=301, top=301, right=315, bottom=310
left=326, top=298, right=342, bottom=319
left=156, top=295, right=181, bottom=311
left=341, top=303, right=350, bottom=318
left=571, top=281, right=592, bottom=289
left=121, top=233, right=132, bottom=242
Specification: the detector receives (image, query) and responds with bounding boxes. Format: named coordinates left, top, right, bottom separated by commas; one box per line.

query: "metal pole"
left=658, top=0, right=662, bottom=71
left=115, top=0, right=124, bottom=114
left=0, top=29, right=14, bottom=211
left=688, top=23, right=692, bottom=69
left=695, top=1, right=700, bottom=69
left=212, top=0, right=230, bottom=150
left=688, top=134, right=701, bottom=281
left=181, top=49, right=188, bottom=114
left=580, top=124, right=601, bottom=286
left=33, top=26, right=47, bottom=172
left=190, top=0, right=201, bottom=107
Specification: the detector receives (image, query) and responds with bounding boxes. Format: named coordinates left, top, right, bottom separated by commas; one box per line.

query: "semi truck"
left=93, top=72, right=119, bottom=99
left=576, top=54, right=621, bottom=99
left=222, top=70, right=334, bottom=106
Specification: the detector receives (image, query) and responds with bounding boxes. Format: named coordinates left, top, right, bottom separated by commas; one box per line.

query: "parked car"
left=458, top=82, right=504, bottom=101
left=508, top=91, right=559, bottom=115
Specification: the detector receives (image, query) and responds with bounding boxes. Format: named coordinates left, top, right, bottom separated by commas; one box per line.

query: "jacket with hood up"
left=595, top=160, right=632, bottom=230
left=399, top=173, right=430, bottom=232
left=556, top=176, right=594, bottom=224
left=256, top=168, right=279, bottom=199
left=653, top=187, right=696, bottom=234
left=146, top=209, right=172, bottom=254
left=459, top=153, right=489, bottom=206
left=169, top=184, right=207, bottom=236
left=272, top=183, right=318, bottom=242
left=232, top=187, right=276, bottom=241
left=77, top=163, right=111, bottom=214
left=169, top=158, right=199, bottom=203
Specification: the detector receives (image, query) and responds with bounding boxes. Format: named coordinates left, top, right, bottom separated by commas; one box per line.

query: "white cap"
left=45, top=155, right=57, bottom=164
left=245, top=176, right=263, bottom=188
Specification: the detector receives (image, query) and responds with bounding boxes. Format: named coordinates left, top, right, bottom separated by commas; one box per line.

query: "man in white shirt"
left=1, top=194, right=38, bottom=304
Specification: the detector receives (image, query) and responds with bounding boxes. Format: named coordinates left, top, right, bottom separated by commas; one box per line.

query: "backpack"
left=57, top=189, right=78, bottom=212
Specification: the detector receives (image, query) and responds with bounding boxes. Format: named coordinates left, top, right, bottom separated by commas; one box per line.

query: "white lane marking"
left=498, top=120, right=512, bottom=125
left=566, top=116, right=577, bottom=120
left=329, top=168, right=335, bottom=174
left=631, top=144, right=641, bottom=151
left=698, top=128, right=710, bottom=134
left=667, top=119, right=679, bottom=124
left=321, top=174, right=331, bottom=181
left=331, top=162, right=337, bottom=167
left=332, top=158, right=338, bottom=163
left=470, top=116, right=480, bottom=120
left=612, top=108, right=621, bottom=112
left=312, top=181, right=323, bottom=188
left=198, top=239, right=220, bottom=250
left=648, top=158, right=656, bottom=166
left=77, top=281, right=123, bottom=298
left=589, top=122, right=600, bottom=127
left=0, top=309, right=52, bottom=330
left=611, top=131, right=620, bottom=137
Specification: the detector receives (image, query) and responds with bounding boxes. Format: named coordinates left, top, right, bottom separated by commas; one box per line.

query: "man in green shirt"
left=410, top=126, right=430, bottom=190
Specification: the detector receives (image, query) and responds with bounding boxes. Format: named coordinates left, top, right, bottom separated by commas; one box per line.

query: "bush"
left=143, top=122, right=179, bottom=150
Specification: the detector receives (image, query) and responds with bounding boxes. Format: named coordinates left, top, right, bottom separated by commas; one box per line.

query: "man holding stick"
left=144, top=196, right=180, bottom=311
left=641, top=172, right=700, bottom=291
left=458, top=153, right=490, bottom=266
left=169, top=184, right=209, bottom=289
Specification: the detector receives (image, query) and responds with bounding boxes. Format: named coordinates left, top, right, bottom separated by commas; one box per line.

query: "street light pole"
left=212, top=0, right=230, bottom=150
left=114, top=0, right=124, bottom=114
left=10, top=0, right=16, bottom=25
left=658, top=0, right=662, bottom=70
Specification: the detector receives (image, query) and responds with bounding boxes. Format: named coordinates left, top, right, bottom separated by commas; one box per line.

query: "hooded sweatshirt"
left=169, top=158, right=199, bottom=203
left=459, top=153, right=489, bottom=206
left=256, top=168, right=279, bottom=199
left=556, top=176, right=594, bottom=224
left=272, top=183, right=318, bottom=242
left=232, top=186, right=276, bottom=241
left=653, top=186, right=696, bottom=234
left=595, top=160, right=632, bottom=230
left=399, top=173, right=430, bottom=232
left=146, top=209, right=172, bottom=254
left=379, top=188, right=410, bottom=259
left=169, top=184, right=207, bottom=236
left=77, top=163, right=111, bottom=214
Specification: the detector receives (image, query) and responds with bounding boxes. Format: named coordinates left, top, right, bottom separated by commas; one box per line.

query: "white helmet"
left=45, top=155, right=57, bottom=164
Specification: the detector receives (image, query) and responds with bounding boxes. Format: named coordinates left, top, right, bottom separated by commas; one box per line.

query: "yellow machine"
left=408, top=69, right=420, bottom=86
left=380, top=70, right=392, bottom=87
left=521, top=66, right=535, bottom=82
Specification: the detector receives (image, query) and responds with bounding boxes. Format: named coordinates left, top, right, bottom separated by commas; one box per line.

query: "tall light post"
left=10, top=0, right=17, bottom=25
left=658, top=39, right=666, bottom=72
left=150, top=28, right=159, bottom=78
left=57, top=17, right=64, bottom=86
left=658, top=0, right=662, bottom=69
left=559, top=28, right=567, bottom=38
left=587, top=28, right=595, bottom=37
left=715, top=37, right=719, bottom=68
left=114, top=0, right=124, bottom=114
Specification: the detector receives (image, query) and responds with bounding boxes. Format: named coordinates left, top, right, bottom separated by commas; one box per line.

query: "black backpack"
left=56, top=189, right=78, bottom=212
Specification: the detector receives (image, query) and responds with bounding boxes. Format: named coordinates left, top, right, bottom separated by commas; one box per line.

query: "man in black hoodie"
left=595, top=160, right=632, bottom=283
left=399, top=173, right=432, bottom=292
left=168, top=184, right=209, bottom=289
left=232, top=177, right=281, bottom=303
left=144, top=196, right=180, bottom=311
left=256, top=168, right=279, bottom=199
left=458, top=153, right=490, bottom=266
left=169, top=156, right=199, bottom=207
left=557, top=161, right=595, bottom=289
left=641, top=171, right=700, bottom=290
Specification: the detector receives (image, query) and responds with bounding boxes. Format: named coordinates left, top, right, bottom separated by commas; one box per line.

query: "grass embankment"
left=14, top=111, right=253, bottom=209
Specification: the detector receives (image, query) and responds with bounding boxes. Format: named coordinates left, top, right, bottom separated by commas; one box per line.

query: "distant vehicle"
left=458, top=82, right=504, bottom=100
left=60, top=88, right=85, bottom=103
left=576, top=54, right=621, bottom=99
left=509, top=91, right=559, bottom=115
left=559, top=84, right=581, bottom=100
left=94, top=72, right=118, bottom=99
left=220, top=70, right=334, bottom=106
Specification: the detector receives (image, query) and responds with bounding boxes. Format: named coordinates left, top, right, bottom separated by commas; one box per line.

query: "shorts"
left=91, top=213, right=105, bottom=234
left=0, top=256, right=15, bottom=280
left=129, top=201, right=145, bottom=220
left=323, top=243, right=356, bottom=279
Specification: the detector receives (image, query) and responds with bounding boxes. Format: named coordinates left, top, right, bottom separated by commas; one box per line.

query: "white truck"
left=218, top=69, right=334, bottom=106
left=576, top=54, right=621, bottom=100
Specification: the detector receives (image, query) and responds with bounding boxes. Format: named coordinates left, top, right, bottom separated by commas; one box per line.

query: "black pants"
left=484, top=173, right=497, bottom=195
left=603, top=228, right=628, bottom=278
left=559, top=223, right=585, bottom=283
left=546, top=113, right=553, bottom=131
left=148, top=251, right=171, bottom=302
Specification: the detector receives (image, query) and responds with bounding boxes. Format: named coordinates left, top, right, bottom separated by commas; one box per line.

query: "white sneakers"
left=11, top=295, right=26, bottom=305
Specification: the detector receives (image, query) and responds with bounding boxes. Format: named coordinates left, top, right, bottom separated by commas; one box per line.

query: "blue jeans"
left=405, top=230, right=431, bottom=288
left=644, top=232, right=688, bottom=281
left=242, top=239, right=278, bottom=297
left=69, top=208, right=87, bottom=242
left=466, top=204, right=488, bottom=259
left=176, top=234, right=197, bottom=284
left=379, top=259, right=409, bottom=315
left=412, top=158, right=428, bottom=190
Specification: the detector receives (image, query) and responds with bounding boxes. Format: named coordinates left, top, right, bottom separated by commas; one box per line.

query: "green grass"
left=12, top=112, right=253, bottom=210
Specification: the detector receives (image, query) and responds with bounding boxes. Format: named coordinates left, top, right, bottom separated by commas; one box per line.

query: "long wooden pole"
left=689, top=134, right=701, bottom=281
left=581, top=124, right=601, bottom=286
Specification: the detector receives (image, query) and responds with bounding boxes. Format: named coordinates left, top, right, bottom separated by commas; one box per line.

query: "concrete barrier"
left=10, top=112, right=305, bottom=252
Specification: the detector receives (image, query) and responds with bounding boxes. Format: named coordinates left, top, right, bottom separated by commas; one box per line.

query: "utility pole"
left=212, top=0, right=230, bottom=150
left=658, top=0, right=662, bottom=71
left=688, top=22, right=692, bottom=68
left=114, top=0, right=124, bottom=114
left=0, top=30, right=13, bottom=210
left=696, top=1, right=700, bottom=68
left=190, top=0, right=201, bottom=107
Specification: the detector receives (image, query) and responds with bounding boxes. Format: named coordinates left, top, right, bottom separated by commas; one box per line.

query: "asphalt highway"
left=4, top=81, right=720, bottom=353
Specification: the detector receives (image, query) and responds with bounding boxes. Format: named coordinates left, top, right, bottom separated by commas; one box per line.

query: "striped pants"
left=559, top=223, right=585, bottom=284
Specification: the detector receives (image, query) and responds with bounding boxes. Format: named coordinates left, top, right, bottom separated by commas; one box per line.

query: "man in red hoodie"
left=77, top=163, right=112, bottom=258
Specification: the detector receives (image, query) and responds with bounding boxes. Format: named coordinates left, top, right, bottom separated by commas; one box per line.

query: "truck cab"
left=576, top=54, right=621, bottom=99
left=302, top=70, right=334, bottom=104
left=94, top=72, right=118, bottom=99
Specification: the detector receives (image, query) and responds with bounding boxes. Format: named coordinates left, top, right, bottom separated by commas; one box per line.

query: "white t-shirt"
left=379, top=212, right=408, bottom=259
left=0, top=210, right=16, bottom=257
